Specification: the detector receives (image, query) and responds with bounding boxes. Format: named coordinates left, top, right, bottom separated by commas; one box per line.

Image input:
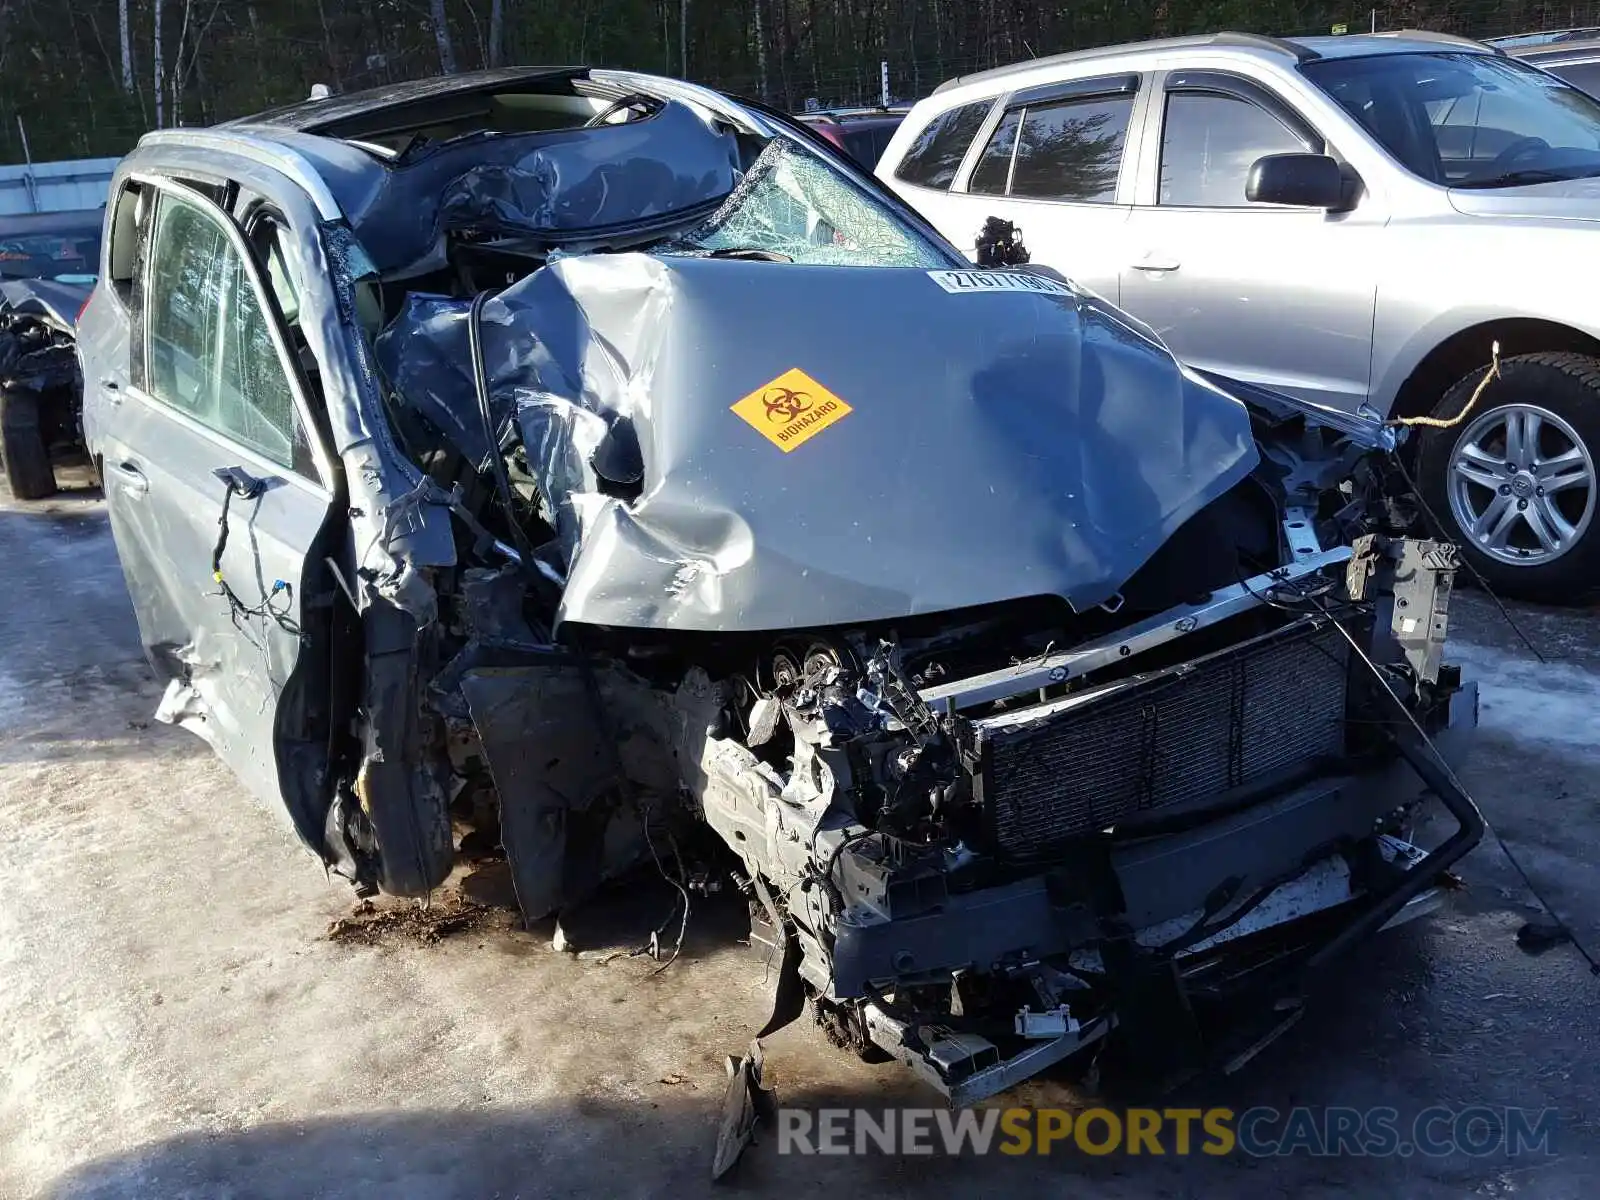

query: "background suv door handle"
left=108, top=460, right=149, bottom=497
left=1132, top=254, right=1182, bottom=272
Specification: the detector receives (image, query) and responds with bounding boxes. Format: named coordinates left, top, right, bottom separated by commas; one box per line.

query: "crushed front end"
left=0, top=279, right=88, bottom=497
left=296, top=81, right=1483, bottom=1107
left=697, top=526, right=1480, bottom=1102
left=372, top=252, right=1483, bottom=1103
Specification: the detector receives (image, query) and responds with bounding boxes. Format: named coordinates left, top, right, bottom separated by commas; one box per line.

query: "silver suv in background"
left=878, top=31, right=1600, bottom=600
left=1498, top=33, right=1600, bottom=95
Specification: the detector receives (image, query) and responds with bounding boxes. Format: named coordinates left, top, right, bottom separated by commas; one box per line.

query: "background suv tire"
left=0, top=387, right=57, bottom=500
left=1418, top=352, right=1600, bottom=603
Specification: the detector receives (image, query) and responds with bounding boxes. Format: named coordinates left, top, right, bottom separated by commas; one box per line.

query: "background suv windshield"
left=1305, top=51, right=1600, bottom=187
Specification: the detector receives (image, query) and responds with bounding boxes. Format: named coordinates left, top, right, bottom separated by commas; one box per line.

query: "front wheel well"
left=1391, top=319, right=1600, bottom=421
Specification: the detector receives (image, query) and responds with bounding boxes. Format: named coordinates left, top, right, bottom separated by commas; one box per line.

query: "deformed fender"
left=357, top=600, right=455, bottom=895
left=459, top=662, right=722, bottom=921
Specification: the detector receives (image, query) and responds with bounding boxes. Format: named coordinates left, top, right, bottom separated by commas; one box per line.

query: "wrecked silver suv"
left=78, top=68, right=1481, bottom=1110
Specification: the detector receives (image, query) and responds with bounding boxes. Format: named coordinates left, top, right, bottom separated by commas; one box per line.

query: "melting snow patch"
left=1450, top=641, right=1600, bottom=755
left=0, top=669, right=29, bottom=734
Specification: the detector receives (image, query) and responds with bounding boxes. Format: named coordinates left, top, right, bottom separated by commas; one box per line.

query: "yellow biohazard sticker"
left=731, top=367, right=853, bottom=453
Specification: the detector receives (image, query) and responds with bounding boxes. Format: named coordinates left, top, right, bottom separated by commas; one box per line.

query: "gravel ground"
left=1, top=470, right=1597, bottom=1200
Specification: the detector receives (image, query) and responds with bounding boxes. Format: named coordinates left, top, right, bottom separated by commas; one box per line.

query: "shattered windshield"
left=676, top=139, right=952, bottom=267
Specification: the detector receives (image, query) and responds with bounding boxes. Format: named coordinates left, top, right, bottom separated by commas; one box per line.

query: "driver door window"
left=146, top=193, right=314, bottom=477
left=1120, top=79, right=1378, bottom=413
left=1159, top=91, right=1315, bottom=207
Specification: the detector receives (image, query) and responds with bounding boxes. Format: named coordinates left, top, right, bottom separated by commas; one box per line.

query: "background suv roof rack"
left=1372, top=29, right=1504, bottom=55
left=932, top=31, right=1320, bottom=93
left=1206, top=31, right=1321, bottom=62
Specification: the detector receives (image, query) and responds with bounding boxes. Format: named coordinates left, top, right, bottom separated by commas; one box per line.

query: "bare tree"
left=431, top=0, right=459, bottom=73
left=314, top=0, right=345, bottom=88
left=168, top=0, right=224, bottom=126
left=153, top=0, right=165, bottom=128
left=170, top=0, right=192, bottom=126
left=488, top=0, right=505, bottom=67
left=754, top=0, right=768, bottom=99
left=120, top=0, right=135, bottom=91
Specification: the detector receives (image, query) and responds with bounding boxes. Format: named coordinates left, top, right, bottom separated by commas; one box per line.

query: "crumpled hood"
left=0, top=279, right=92, bottom=331
left=380, top=255, right=1258, bottom=632
left=1448, top=175, right=1600, bottom=222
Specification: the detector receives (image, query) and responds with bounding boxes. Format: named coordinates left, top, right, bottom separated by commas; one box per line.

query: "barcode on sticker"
left=928, top=269, right=1075, bottom=297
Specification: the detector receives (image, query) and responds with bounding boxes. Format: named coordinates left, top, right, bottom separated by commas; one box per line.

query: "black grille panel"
left=974, top=623, right=1350, bottom=859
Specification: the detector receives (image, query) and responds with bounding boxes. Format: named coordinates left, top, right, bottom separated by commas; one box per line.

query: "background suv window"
left=1159, top=91, right=1314, bottom=207
left=146, top=193, right=311, bottom=474
left=969, top=94, right=1133, bottom=201
left=892, top=100, right=992, bottom=189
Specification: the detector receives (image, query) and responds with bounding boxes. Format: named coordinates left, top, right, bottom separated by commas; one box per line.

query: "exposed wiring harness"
left=1367, top=335, right=1546, bottom=663
left=803, top=824, right=873, bottom=936
left=642, top=816, right=692, bottom=975
left=210, top=469, right=300, bottom=637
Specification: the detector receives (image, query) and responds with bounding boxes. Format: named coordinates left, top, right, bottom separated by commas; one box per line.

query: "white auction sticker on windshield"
left=927, top=269, right=1074, bottom=297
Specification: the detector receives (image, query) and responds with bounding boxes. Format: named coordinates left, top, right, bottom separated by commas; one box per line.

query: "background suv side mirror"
left=1246, top=153, right=1354, bottom=210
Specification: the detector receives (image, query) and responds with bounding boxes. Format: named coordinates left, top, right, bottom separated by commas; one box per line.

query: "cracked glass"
left=678, top=140, right=948, bottom=268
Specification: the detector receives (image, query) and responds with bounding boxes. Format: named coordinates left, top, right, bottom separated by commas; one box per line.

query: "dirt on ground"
left=325, top=894, right=513, bottom=949
left=3, top=474, right=1599, bottom=1200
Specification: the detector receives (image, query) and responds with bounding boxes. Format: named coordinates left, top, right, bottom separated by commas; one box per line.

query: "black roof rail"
left=1371, top=29, right=1505, bottom=55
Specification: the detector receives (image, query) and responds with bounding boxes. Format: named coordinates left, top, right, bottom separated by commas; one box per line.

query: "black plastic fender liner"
left=458, top=658, right=680, bottom=922
left=460, top=661, right=624, bottom=922
left=0, top=386, right=55, bottom=500
left=748, top=873, right=807, bottom=1039
left=358, top=601, right=456, bottom=895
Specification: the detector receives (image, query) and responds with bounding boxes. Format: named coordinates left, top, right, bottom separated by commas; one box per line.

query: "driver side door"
left=1119, top=71, right=1385, bottom=414
left=97, top=176, right=335, bottom=814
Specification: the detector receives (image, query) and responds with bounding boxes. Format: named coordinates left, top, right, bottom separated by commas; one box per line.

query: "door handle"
left=1131, top=254, right=1182, bottom=272
left=108, top=460, right=149, bottom=497
left=100, top=378, right=124, bottom=405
